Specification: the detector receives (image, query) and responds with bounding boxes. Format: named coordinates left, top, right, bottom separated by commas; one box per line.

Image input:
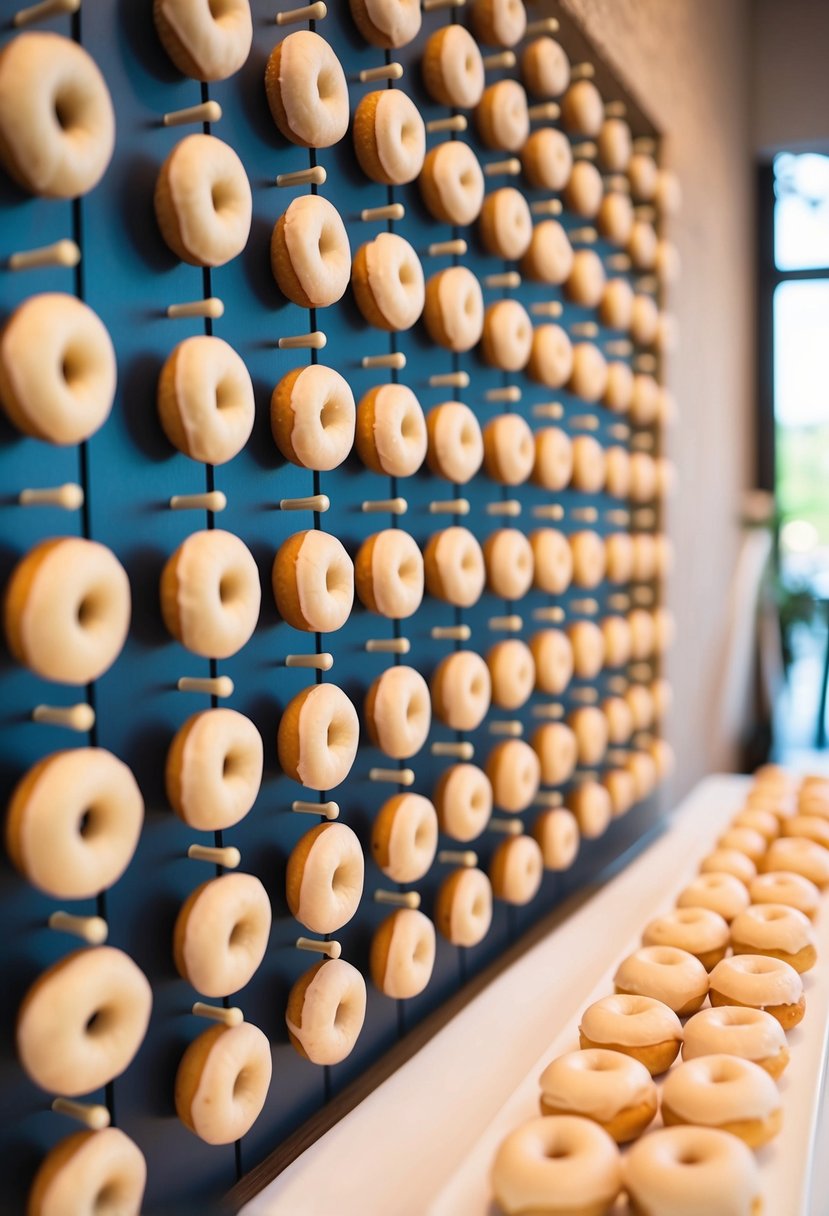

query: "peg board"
left=0, top=2, right=667, bottom=1212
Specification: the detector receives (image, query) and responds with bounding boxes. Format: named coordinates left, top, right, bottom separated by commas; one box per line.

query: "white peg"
left=606, top=508, right=630, bottom=526
left=570, top=320, right=599, bottom=338
left=484, top=271, right=521, bottom=289
left=369, top=767, right=415, bottom=785
left=429, top=371, right=469, bottom=388
left=276, top=164, right=326, bottom=188
left=19, top=483, right=83, bottom=510
left=569, top=597, right=599, bottom=613
left=358, top=63, right=403, bottom=83
left=7, top=239, right=80, bottom=271
left=278, top=331, right=326, bottom=350
left=533, top=504, right=564, bottom=520
left=571, top=62, right=596, bottom=79
left=278, top=494, right=329, bottom=512
left=484, top=158, right=521, bottom=177
left=606, top=254, right=632, bottom=272
left=489, top=721, right=523, bottom=737
left=49, top=911, right=108, bottom=945
left=569, top=414, right=600, bottom=430
left=427, top=115, right=467, bottom=134
left=374, top=890, right=420, bottom=908
left=365, top=638, right=410, bottom=654
left=571, top=506, right=599, bottom=521
left=531, top=703, right=565, bottom=719
left=489, top=817, right=522, bottom=835
left=572, top=143, right=598, bottom=161
left=362, top=352, right=406, bottom=370
left=188, top=844, right=240, bottom=868
left=51, top=1098, right=110, bottom=1130
left=276, top=2, right=326, bottom=23
left=423, top=0, right=464, bottom=9
left=296, top=936, right=341, bottom=958
left=531, top=199, right=563, bottom=216
left=431, top=624, right=470, bottom=641
left=285, top=652, right=333, bottom=670
left=438, top=850, right=478, bottom=867
left=526, top=16, right=559, bottom=34
left=569, top=227, right=598, bottom=244
left=571, top=687, right=599, bottom=703
left=167, top=297, right=224, bottom=320
left=192, top=1002, right=243, bottom=1027
left=483, top=51, right=516, bottom=70
left=534, top=791, right=564, bottom=807
left=528, top=103, right=560, bottom=121
left=177, top=675, right=234, bottom=697
left=292, top=799, right=340, bottom=819
left=163, top=100, right=221, bottom=128
left=605, top=101, right=627, bottom=117
left=533, top=606, right=565, bottom=623
left=32, top=703, right=94, bottom=732
left=431, top=741, right=474, bottom=760
left=429, top=498, right=470, bottom=515
left=607, top=594, right=631, bottom=612
left=169, top=491, right=226, bottom=512
left=489, top=615, right=523, bottom=632
left=533, top=402, right=564, bottom=420
left=13, top=0, right=78, bottom=25
left=486, top=500, right=521, bottom=517
left=362, top=498, right=407, bottom=514
left=485, top=386, right=521, bottom=403
left=428, top=238, right=467, bottom=257
left=361, top=204, right=405, bottom=222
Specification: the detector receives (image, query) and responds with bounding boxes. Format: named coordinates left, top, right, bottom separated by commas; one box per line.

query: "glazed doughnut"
left=533, top=722, right=578, bottom=787
left=277, top=684, right=360, bottom=790
left=655, top=237, right=681, bottom=286
left=733, top=807, right=780, bottom=842
left=521, top=221, right=574, bottom=285
left=476, top=79, right=529, bottom=152
left=484, top=529, right=534, bottom=600
left=566, top=250, right=606, bottom=308
left=614, top=946, right=709, bottom=1016
left=426, top=401, right=484, bottom=484
left=521, top=128, right=573, bottom=192
left=174, top=873, right=271, bottom=998
left=570, top=530, right=606, bottom=588
left=154, top=0, right=252, bottom=80
left=5, top=538, right=130, bottom=685
left=265, top=31, right=348, bottom=147
left=355, top=383, right=427, bottom=477
left=272, top=530, right=354, bottom=633
left=370, top=908, right=436, bottom=998
left=27, top=1129, right=146, bottom=1216
left=601, top=616, right=633, bottom=668
left=630, top=533, right=657, bottom=583
left=6, top=749, right=143, bottom=900
left=676, top=872, right=749, bottom=923
left=579, top=993, right=682, bottom=1075
left=286, top=958, right=366, bottom=1065
left=527, top=325, right=574, bottom=388
left=488, top=639, right=535, bottom=710
left=597, top=191, right=634, bottom=245
left=700, top=849, right=757, bottom=885
left=628, top=152, right=658, bottom=201
left=654, top=533, right=674, bottom=579
left=423, top=527, right=485, bottom=607
left=709, top=954, right=805, bottom=1028
left=530, top=528, right=573, bottom=594
left=350, top=0, right=421, bottom=46
left=17, top=947, right=151, bottom=1095
left=628, top=609, right=656, bottom=662
left=532, top=426, right=573, bottom=492
left=486, top=740, right=541, bottom=813
left=661, top=1055, right=782, bottom=1148
left=538, top=1049, right=657, bottom=1143
left=631, top=294, right=660, bottom=348
left=782, top=814, right=829, bottom=847
left=492, top=1116, right=622, bottom=1216
left=435, top=867, right=493, bottom=947
left=371, top=793, right=438, bottom=883
left=570, top=435, right=607, bottom=494
left=561, top=80, right=604, bottom=135
left=419, top=140, right=484, bottom=226
left=604, top=768, right=637, bottom=816
left=530, top=629, right=574, bottom=696
left=160, top=530, right=259, bottom=659
left=643, top=908, right=729, bottom=971
left=682, top=1006, right=790, bottom=1078
left=569, top=343, right=609, bottom=402
left=155, top=134, right=251, bottom=267
left=717, top=826, right=766, bottom=865
left=353, top=89, right=425, bottom=185
left=431, top=651, right=491, bottom=732
left=625, top=685, right=654, bottom=733
left=627, top=750, right=658, bottom=801
left=158, top=335, right=254, bottom=465
left=434, top=763, right=493, bottom=841
left=165, top=709, right=262, bottom=832
left=521, top=36, right=570, bottom=98
left=731, top=904, right=817, bottom=973
left=286, top=821, right=364, bottom=933
left=472, top=0, right=527, bottom=46
left=749, top=871, right=820, bottom=918
left=655, top=168, right=682, bottom=215
left=352, top=232, right=425, bottom=331
left=365, top=665, right=431, bottom=757
left=533, top=806, right=580, bottom=870
left=423, top=266, right=484, bottom=352
left=481, top=300, right=533, bottom=371
left=490, top=834, right=544, bottom=905
left=271, top=195, right=350, bottom=308
left=175, top=1021, right=271, bottom=1143
left=483, top=414, right=535, bottom=486
left=0, top=294, right=116, bottom=446
left=564, top=160, right=604, bottom=218
left=627, top=219, right=658, bottom=270
left=422, top=25, right=485, bottom=109
left=604, top=362, right=634, bottom=413
left=568, top=706, right=609, bottom=767
left=568, top=619, right=605, bottom=680
left=479, top=188, right=533, bottom=260
left=599, top=278, right=634, bottom=331
left=763, top=835, right=829, bottom=887
left=568, top=780, right=612, bottom=840
left=623, top=1127, right=761, bottom=1216
left=629, top=372, right=659, bottom=425
left=0, top=33, right=115, bottom=198
left=354, top=529, right=424, bottom=618
left=271, top=364, right=355, bottom=471
left=597, top=117, right=632, bottom=172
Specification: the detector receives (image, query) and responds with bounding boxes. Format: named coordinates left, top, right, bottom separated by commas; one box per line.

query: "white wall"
left=753, top=0, right=829, bottom=156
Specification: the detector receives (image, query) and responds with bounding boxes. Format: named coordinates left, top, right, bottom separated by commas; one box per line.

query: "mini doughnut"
left=731, top=903, right=817, bottom=973
left=286, top=958, right=366, bottom=1065
left=627, top=219, right=658, bottom=270
left=654, top=605, right=676, bottom=654
left=717, top=826, right=766, bottom=865
left=476, top=79, right=529, bottom=152
left=624, top=1127, right=761, bottom=1216
left=532, top=426, right=573, bottom=492
left=597, top=191, right=634, bottom=245
left=479, top=188, right=533, bottom=260
left=521, top=222, right=574, bottom=285
left=286, top=821, right=364, bottom=933
left=527, top=326, right=574, bottom=389
left=604, top=768, right=637, bottom=816
left=597, top=117, right=632, bottom=172
left=561, top=79, right=604, bottom=135
left=165, top=709, right=262, bottom=831
left=762, top=836, right=829, bottom=887
left=530, top=629, right=574, bottom=696
left=629, top=372, right=660, bottom=425
left=355, top=383, right=427, bottom=477
left=533, top=722, right=578, bottom=786
left=602, top=696, right=633, bottom=745
left=484, top=529, right=534, bottom=600
left=265, top=31, right=348, bottom=147
left=521, top=128, right=573, bottom=192
left=533, top=806, right=580, bottom=870
left=682, top=1006, right=790, bottom=1078
left=432, top=651, right=491, bottom=732
left=733, top=807, right=780, bottom=842
left=530, top=528, right=573, bottom=594
left=629, top=451, right=658, bottom=503
left=521, top=37, right=570, bottom=98
left=175, top=1021, right=271, bottom=1143
left=160, top=529, right=259, bottom=659
left=5, top=538, right=130, bottom=685
left=568, top=780, right=612, bottom=840
left=661, top=1054, right=782, bottom=1148
left=419, top=140, right=484, bottom=226
left=568, top=619, right=604, bottom=680
left=277, top=684, right=360, bottom=790
left=614, top=945, right=709, bottom=1016
left=655, top=168, right=682, bottom=215
left=352, top=232, right=425, bottom=331
left=486, top=740, right=541, bottom=813
left=630, top=533, right=657, bottom=582
left=371, top=793, right=438, bottom=883
left=472, top=0, right=527, bottom=47
left=0, top=32, right=115, bottom=198
left=599, top=278, right=634, bottom=331
left=643, top=908, right=729, bottom=971
left=159, top=335, right=254, bottom=466
left=655, top=237, right=681, bottom=285
left=154, top=0, right=252, bottom=80
left=650, top=738, right=675, bottom=781
left=481, top=300, right=533, bottom=371
left=426, top=401, right=484, bottom=483
left=539, top=1049, right=657, bottom=1143
left=271, top=195, right=350, bottom=309
left=272, top=530, right=353, bottom=633
left=628, top=609, right=656, bottom=661
left=569, top=343, right=608, bottom=403
left=676, top=872, right=749, bottom=923
left=350, top=0, right=421, bottom=48
left=0, top=294, right=116, bottom=446
left=564, top=160, right=604, bottom=218
left=422, top=24, right=485, bottom=109
left=423, top=266, right=484, bottom=352
left=353, top=89, right=425, bottom=186
left=174, top=873, right=271, bottom=998
left=370, top=908, right=436, bottom=998
left=423, top=527, right=485, bottom=607
left=568, top=706, right=609, bottom=767
left=579, top=993, right=682, bottom=1075
left=566, top=250, right=606, bottom=308
left=625, top=684, right=655, bottom=732
left=570, top=530, right=606, bottom=588
left=490, top=833, right=543, bottom=904
left=434, top=763, right=492, bottom=841
left=17, top=947, right=151, bottom=1095
left=601, top=616, right=633, bottom=668
left=6, top=748, right=143, bottom=900
left=271, top=363, right=355, bottom=471
left=604, top=362, right=634, bottom=413
left=492, top=1115, right=622, bottom=1216
left=354, top=529, right=424, bottom=618
left=365, top=665, right=431, bottom=758
left=27, top=1128, right=146, bottom=1216
left=628, top=152, right=658, bottom=201
left=709, top=954, right=805, bottom=1028
left=488, top=639, right=535, bottom=710
left=631, top=295, right=660, bottom=348
left=781, top=814, right=829, bottom=847
left=700, top=850, right=757, bottom=885
left=435, top=867, right=493, bottom=947
left=627, top=750, right=658, bottom=801
left=654, top=533, right=675, bottom=578
left=570, top=434, right=606, bottom=493
left=483, top=414, right=535, bottom=486
left=155, top=134, right=251, bottom=267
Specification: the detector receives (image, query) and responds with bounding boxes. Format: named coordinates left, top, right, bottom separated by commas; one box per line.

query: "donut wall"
left=0, top=0, right=678, bottom=1211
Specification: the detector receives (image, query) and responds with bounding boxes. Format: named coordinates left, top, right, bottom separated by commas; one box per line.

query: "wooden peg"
left=423, top=0, right=463, bottom=8
left=532, top=504, right=564, bottom=520
left=428, top=238, right=467, bottom=257
left=631, top=588, right=655, bottom=607
left=429, top=370, right=469, bottom=388
left=607, top=678, right=629, bottom=696
left=285, top=653, right=333, bottom=670
left=13, top=0, right=78, bottom=25
left=606, top=254, right=632, bottom=272
left=631, top=432, right=655, bottom=451
left=486, top=500, right=521, bottom=517
left=634, top=354, right=658, bottom=374
left=533, top=402, right=564, bottom=419
left=276, top=2, right=327, bottom=24
left=296, top=936, right=341, bottom=958
left=49, top=911, right=108, bottom=945
left=361, top=203, right=405, bottom=222
left=429, top=498, right=470, bottom=515
left=276, top=165, right=326, bottom=188
left=528, top=102, right=560, bottom=121
left=569, top=414, right=600, bottom=430
left=488, top=721, right=523, bottom=736
left=484, top=158, right=521, bottom=177
left=438, top=849, right=478, bottom=867
left=533, top=606, right=565, bottom=623
left=431, top=741, right=474, bottom=760
left=484, top=271, right=521, bottom=289
left=431, top=624, right=471, bottom=641
left=362, top=352, right=406, bottom=370
left=427, top=115, right=467, bottom=134
left=169, top=491, right=226, bottom=512
left=569, top=597, right=599, bottom=613
left=278, top=331, right=326, bottom=350
left=606, top=508, right=630, bottom=525
left=51, top=1098, right=109, bottom=1130
left=177, top=675, right=234, bottom=697
left=489, top=615, right=523, bottom=632
left=605, top=174, right=631, bottom=193
left=187, top=844, right=241, bottom=868
left=605, top=339, right=634, bottom=356
left=32, top=703, right=95, bottom=732
left=607, top=594, right=631, bottom=612
left=569, top=227, right=598, bottom=244
left=485, top=386, right=520, bottom=403
left=374, top=890, right=420, bottom=908
left=571, top=506, right=599, bottom=522
left=570, top=320, right=599, bottom=338
left=369, top=767, right=415, bottom=785
left=633, top=136, right=657, bottom=153
left=7, top=239, right=80, bottom=271
left=534, top=791, right=563, bottom=807
left=489, top=817, right=522, bottom=835
left=163, top=100, right=221, bottom=128
left=362, top=497, right=407, bottom=514
left=483, top=51, right=516, bottom=71
left=571, top=687, right=599, bottom=703
left=292, top=799, right=340, bottom=819
left=167, top=297, right=224, bottom=320
left=531, top=703, right=565, bottom=719
left=278, top=494, right=330, bottom=511
left=358, top=63, right=403, bottom=83
left=192, top=1002, right=243, bottom=1026
left=571, top=62, right=596, bottom=80
left=531, top=199, right=563, bottom=216
left=609, top=423, right=631, bottom=440
left=605, top=101, right=627, bottom=118
left=526, top=16, right=559, bottom=34
left=19, top=483, right=83, bottom=509
left=366, top=638, right=410, bottom=654
left=530, top=301, right=563, bottom=318
left=572, top=143, right=598, bottom=161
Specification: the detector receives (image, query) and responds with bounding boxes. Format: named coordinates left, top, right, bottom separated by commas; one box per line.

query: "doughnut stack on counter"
left=490, top=765, right=829, bottom=1215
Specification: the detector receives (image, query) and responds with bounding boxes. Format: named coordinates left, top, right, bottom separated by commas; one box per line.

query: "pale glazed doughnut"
left=272, top=363, right=355, bottom=471
left=491, top=1115, right=622, bottom=1216
left=479, top=187, right=533, bottom=260
left=579, top=993, right=682, bottom=1075
left=763, top=836, right=829, bottom=887
left=422, top=24, right=485, bottom=109
left=532, top=427, right=573, bottom=491
left=626, top=684, right=655, bottom=732
left=570, top=530, right=606, bottom=588
left=564, top=160, right=604, bottom=218
left=159, top=335, right=254, bottom=465
left=350, top=0, right=421, bottom=47
left=483, top=414, right=535, bottom=486
left=570, top=434, right=606, bottom=492
left=286, top=821, right=364, bottom=933
left=597, top=117, right=632, bottom=172
left=599, top=278, right=634, bottom=331
left=355, top=383, right=426, bottom=477
left=272, top=530, right=354, bottom=633
left=371, top=793, right=438, bottom=883
left=682, top=1006, right=789, bottom=1078
left=176, top=1021, right=271, bottom=1143
left=423, top=527, right=485, bottom=607
left=530, top=629, right=574, bottom=696
left=569, top=706, right=609, bottom=767
left=354, top=528, right=424, bottom=618
left=0, top=33, right=114, bottom=198
left=731, top=904, right=817, bottom=973
left=733, top=807, right=780, bottom=842
left=6, top=749, right=143, bottom=900
left=781, top=814, right=829, bottom=847
left=630, top=533, right=657, bottom=582
left=603, top=696, right=633, bottom=745
left=628, top=609, right=656, bottom=661
left=27, top=1129, right=146, bottom=1216
left=365, top=665, right=431, bottom=758
left=627, top=750, right=658, bottom=802
left=643, top=908, right=729, bottom=971
left=601, top=616, right=632, bottom=668
left=166, top=708, right=262, bottom=831
left=717, top=826, right=766, bottom=865
left=527, top=325, right=574, bottom=388
left=614, top=946, right=709, bottom=1016
left=522, top=221, right=574, bottom=285
left=154, top=0, right=252, bottom=80
left=472, top=0, right=527, bottom=46
left=476, top=79, right=529, bottom=152
left=426, top=401, right=484, bottom=484
left=352, top=232, right=425, bottom=331
left=0, top=294, right=116, bottom=446
left=432, top=650, right=491, bottom=732
left=629, top=372, right=659, bottom=425
left=521, top=36, right=570, bottom=98
left=490, top=834, right=543, bottom=904
left=656, top=168, right=682, bottom=215
left=709, top=954, right=805, bottom=1028
left=353, top=89, right=425, bottom=185
left=174, top=873, right=271, bottom=997
left=435, top=867, right=493, bottom=947
left=656, top=237, right=681, bottom=286
left=566, top=250, right=606, bottom=308
left=481, top=300, right=533, bottom=371
left=531, top=528, right=573, bottom=595
left=750, top=871, right=820, bottom=919
left=539, top=1049, right=657, bottom=1143
left=17, top=947, right=152, bottom=1095
left=483, top=529, right=534, bottom=601
left=277, top=684, right=360, bottom=790
left=286, top=958, right=366, bottom=1065
left=629, top=451, right=658, bottom=502
left=569, top=780, right=612, bottom=840
left=434, top=763, right=492, bottom=841
left=604, top=362, right=634, bottom=413
left=521, top=128, right=573, bottom=192
left=627, top=219, right=658, bottom=270
left=533, top=806, right=580, bottom=870
left=487, top=739, right=542, bottom=813
left=488, top=639, right=535, bottom=710
left=568, top=619, right=605, bottom=680
left=650, top=738, right=675, bottom=782
left=676, top=872, right=749, bottom=923
left=272, top=195, right=350, bottom=309
left=597, top=191, right=634, bottom=245
left=265, top=31, right=348, bottom=147
left=569, top=343, right=608, bottom=402
left=155, top=134, right=251, bottom=267
left=533, top=722, right=578, bottom=786
left=661, top=1054, right=782, bottom=1148
left=423, top=266, right=484, bottom=352
left=628, top=151, right=658, bottom=201
left=5, top=538, right=130, bottom=685
left=370, top=907, right=436, bottom=998
left=419, top=140, right=484, bottom=226
left=604, top=768, right=637, bottom=817
left=160, top=529, right=259, bottom=659
left=561, top=80, right=604, bottom=135
left=624, top=1126, right=761, bottom=1216
left=630, top=295, right=660, bottom=348
left=654, top=534, right=675, bottom=579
